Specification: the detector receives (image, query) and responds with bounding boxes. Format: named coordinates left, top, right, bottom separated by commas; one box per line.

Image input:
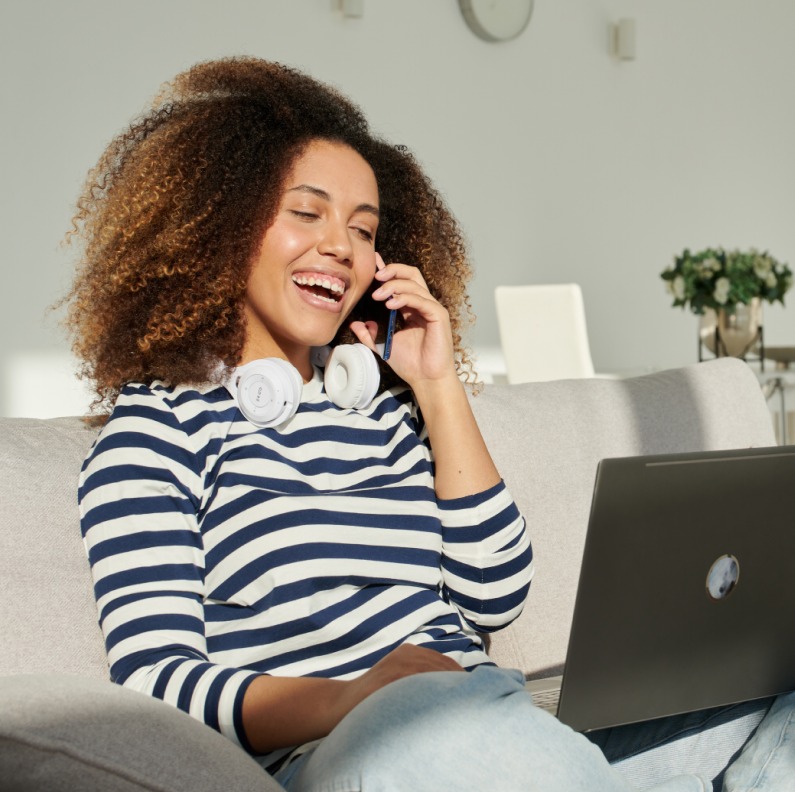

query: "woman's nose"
left=318, top=220, right=353, bottom=262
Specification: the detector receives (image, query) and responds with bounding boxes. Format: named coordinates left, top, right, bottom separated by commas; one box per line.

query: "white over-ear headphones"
left=226, top=344, right=380, bottom=428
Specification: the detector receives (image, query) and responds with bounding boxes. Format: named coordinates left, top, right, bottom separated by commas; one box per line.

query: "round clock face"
left=459, top=0, right=534, bottom=42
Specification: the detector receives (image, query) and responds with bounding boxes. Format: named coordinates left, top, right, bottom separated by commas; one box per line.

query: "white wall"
left=2, top=0, right=795, bottom=414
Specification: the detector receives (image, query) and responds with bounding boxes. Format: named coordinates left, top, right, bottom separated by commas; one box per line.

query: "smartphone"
left=382, top=308, right=397, bottom=361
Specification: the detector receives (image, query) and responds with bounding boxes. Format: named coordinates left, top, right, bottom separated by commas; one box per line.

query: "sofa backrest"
left=469, top=358, right=776, bottom=677
left=0, top=358, right=776, bottom=681
left=0, top=416, right=107, bottom=678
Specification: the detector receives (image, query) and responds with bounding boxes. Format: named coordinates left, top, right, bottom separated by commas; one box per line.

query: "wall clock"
left=459, top=0, right=534, bottom=43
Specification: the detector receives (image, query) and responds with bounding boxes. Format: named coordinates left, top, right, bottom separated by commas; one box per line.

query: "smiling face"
left=241, top=139, right=380, bottom=377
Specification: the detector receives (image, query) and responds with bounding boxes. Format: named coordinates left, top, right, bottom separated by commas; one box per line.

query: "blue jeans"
left=273, top=666, right=795, bottom=792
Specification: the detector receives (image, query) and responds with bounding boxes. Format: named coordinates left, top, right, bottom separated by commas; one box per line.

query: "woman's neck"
left=239, top=341, right=313, bottom=382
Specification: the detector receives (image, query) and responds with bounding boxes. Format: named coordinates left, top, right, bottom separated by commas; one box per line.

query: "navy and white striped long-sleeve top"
left=79, top=368, right=534, bottom=771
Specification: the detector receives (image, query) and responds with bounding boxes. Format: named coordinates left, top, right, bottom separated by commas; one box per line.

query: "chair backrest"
left=495, top=283, right=596, bottom=384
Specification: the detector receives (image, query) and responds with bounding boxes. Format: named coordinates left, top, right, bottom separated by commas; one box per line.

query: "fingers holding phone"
left=359, top=253, right=457, bottom=386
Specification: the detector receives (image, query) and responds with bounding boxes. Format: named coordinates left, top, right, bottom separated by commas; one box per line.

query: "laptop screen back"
left=557, top=446, right=795, bottom=732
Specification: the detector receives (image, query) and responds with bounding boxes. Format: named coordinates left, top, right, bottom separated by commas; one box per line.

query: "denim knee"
left=722, top=692, right=795, bottom=791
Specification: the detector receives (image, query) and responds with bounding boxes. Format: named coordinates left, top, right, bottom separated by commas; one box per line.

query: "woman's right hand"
left=243, top=644, right=463, bottom=753
left=337, top=644, right=464, bottom=718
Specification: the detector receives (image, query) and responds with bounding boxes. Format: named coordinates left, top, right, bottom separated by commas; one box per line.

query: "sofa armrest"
left=0, top=674, right=284, bottom=792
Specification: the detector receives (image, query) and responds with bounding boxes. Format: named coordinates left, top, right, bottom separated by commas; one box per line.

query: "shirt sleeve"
left=78, top=384, right=260, bottom=753
left=438, top=480, right=534, bottom=632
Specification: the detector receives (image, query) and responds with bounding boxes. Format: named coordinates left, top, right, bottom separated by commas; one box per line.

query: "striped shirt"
left=79, top=368, right=534, bottom=771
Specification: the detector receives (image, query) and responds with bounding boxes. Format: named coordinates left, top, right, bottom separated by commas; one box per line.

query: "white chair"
left=494, top=283, right=596, bottom=384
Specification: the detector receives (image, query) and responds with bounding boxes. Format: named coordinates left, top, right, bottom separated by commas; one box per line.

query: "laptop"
left=526, top=444, right=795, bottom=733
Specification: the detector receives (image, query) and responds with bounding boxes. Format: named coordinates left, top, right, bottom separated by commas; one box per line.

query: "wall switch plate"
left=614, top=18, right=636, bottom=60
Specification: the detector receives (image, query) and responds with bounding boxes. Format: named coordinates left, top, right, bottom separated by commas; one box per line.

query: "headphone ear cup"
left=324, top=344, right=380, bottom=410
left=233, top=359, right=303, bottom=428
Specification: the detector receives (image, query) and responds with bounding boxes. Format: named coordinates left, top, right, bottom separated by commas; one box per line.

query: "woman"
left=65, top=57, right=793, bottom=791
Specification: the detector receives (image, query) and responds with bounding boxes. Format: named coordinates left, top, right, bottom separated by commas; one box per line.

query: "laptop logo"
left=706, top=554, right=740, bottom=601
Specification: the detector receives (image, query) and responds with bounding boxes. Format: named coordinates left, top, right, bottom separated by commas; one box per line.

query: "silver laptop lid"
left=557, top=445, right=795, bottom=732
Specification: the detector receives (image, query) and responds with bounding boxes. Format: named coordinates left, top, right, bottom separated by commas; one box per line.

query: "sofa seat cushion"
left=0, top=674, right=283, bottom=792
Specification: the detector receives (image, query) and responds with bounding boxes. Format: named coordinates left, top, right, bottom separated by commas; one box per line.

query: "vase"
left=699, top=298, right=763, bottom=359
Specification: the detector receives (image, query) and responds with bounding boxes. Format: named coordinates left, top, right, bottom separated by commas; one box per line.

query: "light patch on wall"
left=3, top=351, right=93, bottom=418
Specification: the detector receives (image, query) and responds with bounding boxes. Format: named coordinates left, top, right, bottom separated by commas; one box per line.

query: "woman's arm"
left=351, top=257, right=533, bottom=631
left=351, top=255, right=500, bottom=499
left=80, top=385, right=262, bottom=750
left=411, top=374, right=501, bottom=499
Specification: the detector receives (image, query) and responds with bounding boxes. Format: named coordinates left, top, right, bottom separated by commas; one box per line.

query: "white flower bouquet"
left=661, top=248, right=792, bottom=314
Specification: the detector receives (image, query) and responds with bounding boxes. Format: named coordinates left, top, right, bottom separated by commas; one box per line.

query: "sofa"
left=0, top=357, right=777, bottom=791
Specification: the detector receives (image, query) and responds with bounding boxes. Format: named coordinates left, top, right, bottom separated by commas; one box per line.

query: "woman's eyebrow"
left=287, top=184, right=379, bottom=217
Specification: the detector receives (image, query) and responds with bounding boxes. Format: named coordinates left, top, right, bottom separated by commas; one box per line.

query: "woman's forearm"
left=411, top=374, right=501, bottom=500
left=242, top=645, right=463, bottom=753
left=242, top=675, right=350, bottom=752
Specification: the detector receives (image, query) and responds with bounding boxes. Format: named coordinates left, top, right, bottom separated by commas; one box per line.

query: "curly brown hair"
left=62, top=57, right=475, bottom=416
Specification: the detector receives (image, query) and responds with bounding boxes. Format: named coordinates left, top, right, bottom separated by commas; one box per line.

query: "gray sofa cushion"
left=0, top=417, right=108, bottom=679
left=0, top=674, right=282, bottom=792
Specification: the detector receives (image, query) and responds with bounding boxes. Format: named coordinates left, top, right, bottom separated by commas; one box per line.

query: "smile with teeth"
left=292, top=272, right=347, bottom=304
